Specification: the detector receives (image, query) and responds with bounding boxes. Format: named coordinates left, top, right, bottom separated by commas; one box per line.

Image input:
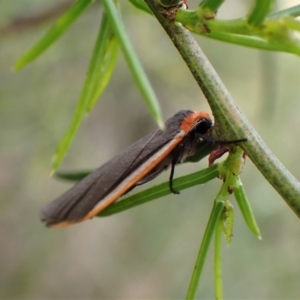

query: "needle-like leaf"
left=14, top=0, right=92, bottom=70
left=100, top=0, right=164, bottom=128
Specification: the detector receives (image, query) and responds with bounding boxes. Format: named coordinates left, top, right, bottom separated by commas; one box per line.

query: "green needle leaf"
left=234, top=178, right=262, bottom=239
left=51, top=11, right=117, bottom=173
left=99, top=164, right=219, bottom=217
left=86, top=13, right=119, bottom=111
left=100, top=0, right=164, bottom=128
left=14, top=0, right=93, bottom=70
left=268, top=4, right=300, bottom=19
left=87, top=37, right=119, bottom=111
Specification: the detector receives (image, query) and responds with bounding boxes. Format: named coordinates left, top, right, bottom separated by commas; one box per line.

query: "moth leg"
left=169, top=143, right=185, bottom=195
left=169, top=161, right=180, bottom=194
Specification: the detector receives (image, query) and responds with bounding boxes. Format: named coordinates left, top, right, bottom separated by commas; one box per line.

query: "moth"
left=41, top=110, right=246, bottom=227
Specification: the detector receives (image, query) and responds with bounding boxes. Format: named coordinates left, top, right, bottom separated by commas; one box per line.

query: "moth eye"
left=195, top=118, right=213, bottom=134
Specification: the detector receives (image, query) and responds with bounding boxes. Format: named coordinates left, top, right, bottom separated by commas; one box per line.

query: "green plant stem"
left=214, top=218, right=223, bottom=300
left=222, top=201, right=234, bottom=244
left=247, top=0, right=273, bottom=26
left=144, top=0, right=300, bottom=218
left=204, top=32, right=300, bottom=55
left=174, top=9, right=300, bottom=56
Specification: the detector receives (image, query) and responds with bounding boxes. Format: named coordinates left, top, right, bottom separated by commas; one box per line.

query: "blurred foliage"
left=176, top=0, right=300, bottom=54
left=13, top=0, right=300, bottom=173
left=1, top=0, right=300, bottom=299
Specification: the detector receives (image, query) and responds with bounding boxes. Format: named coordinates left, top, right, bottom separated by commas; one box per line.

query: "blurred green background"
left=1, top=0, right=300, bottom=299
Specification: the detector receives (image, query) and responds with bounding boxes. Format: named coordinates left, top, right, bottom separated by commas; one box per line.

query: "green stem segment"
left=186, top=200, right=225, bottom=300
left=185, top=147, right=249, bottom=299
left=247, top=0, right=273, bottom=25
left=214, top=218, right=223, bottom=300
left=174, top=7, right=300, bottom=56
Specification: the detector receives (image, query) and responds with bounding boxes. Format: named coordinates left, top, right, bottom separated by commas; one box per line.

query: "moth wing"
left=41, top=129, right=176, bottom=226
left=41, top=110, right=190, bottom=227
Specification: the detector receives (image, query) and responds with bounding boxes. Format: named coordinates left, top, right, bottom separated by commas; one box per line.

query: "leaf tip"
left=51, top=155, right=59, bottom=176
left=49, top=169, right=55, bottom=177
left=157, top=117, right=165, bottom=130
left=13, top=61, right=23, bottom=71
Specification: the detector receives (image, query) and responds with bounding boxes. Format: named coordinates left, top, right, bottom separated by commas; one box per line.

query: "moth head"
left=194, top=117, right=213, bottom=135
